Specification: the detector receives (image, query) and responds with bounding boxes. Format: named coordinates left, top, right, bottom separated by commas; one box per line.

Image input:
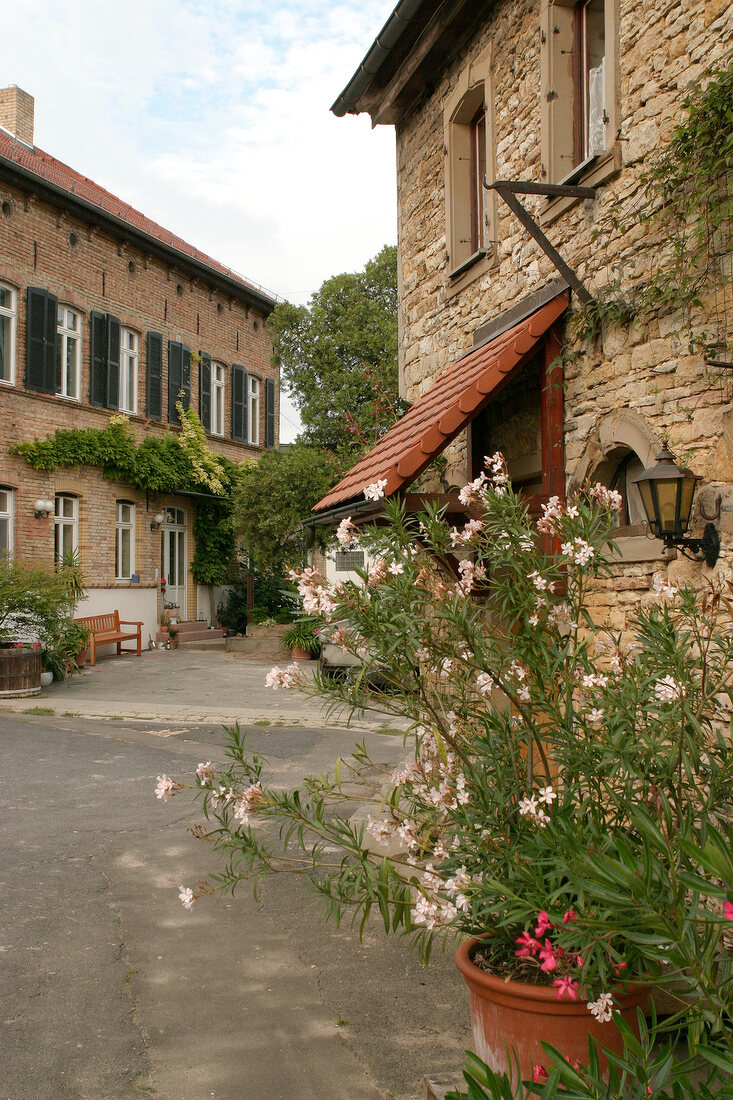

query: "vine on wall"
left=13, top=413, right=239, bottom=585
left=574, top=60, right=733, bottom=360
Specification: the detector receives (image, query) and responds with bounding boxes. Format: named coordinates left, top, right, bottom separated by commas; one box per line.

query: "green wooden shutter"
left=146, top=332, right=163, bottom=419
left=265, top=378, right=276, bottom=449
left=180, top=345, right=191, bottom=414
left=168, top=341, right=183, bottom=423
left=199, top=352, right=211, bottom=431
left=89, top=311, right=107, bottom=406
left=231, top=363, right=248, bottom=441
left=106, top=314, right=120, bottom=409
left=26, top=287, right=57, bottom=393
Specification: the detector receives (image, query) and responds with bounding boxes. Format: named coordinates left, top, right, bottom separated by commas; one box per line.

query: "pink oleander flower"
left=458, top=473, right=488, bottom=506
left=515, top=931, right=539, bottom=958
left=563, top=909, right=577, bottom=924
left=196, top=761, right=214, bottom=785
left=535, top=910, right=552, bottom=937
left=533, top=1065, right=549, bottom=1084
left=155, top=775, right=179, bottom=801
left=655, top=675, right=682, bottom=702
left=589, top=482, right=623, bottom=511
left=232, top=782, right=264, bottom=825
left=335, top=515, right=358, bottom=549
left=364, top=478, right=388, bottom=501
left=553, top=975, right=580, bottom=1000
left=539, top=939, right=559, bottom=972
left=587, top=991, right=614, bottom=1022
left=723, top=901, right=733, bottom=920
left=265, top=664, right=301, bottom=690
left=179, top=885, right=195, bottom=910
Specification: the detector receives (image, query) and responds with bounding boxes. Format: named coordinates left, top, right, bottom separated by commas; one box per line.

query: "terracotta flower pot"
left=291, top=646, right=313, bottom=661
left=455, top=936, right=647, bottom=1085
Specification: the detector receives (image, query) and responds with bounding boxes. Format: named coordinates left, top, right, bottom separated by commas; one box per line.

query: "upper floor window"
left=56, top=306, right=81, bottom=399
left=115, top=501, right=135, bottom=579
left=541, top=0, right=617, bottom=186
left=0, top=488, right=13, bottom=557
left=54, top=494, right=78, bottom=562
left=119, top=328, right=138, bottom=414
left=248, top=375, right=260, bottom=446
left=0, top=282, right=16, bottom=384
left=444, top=42, right=496, bottom=278
left=211, top=362, right=226, bottom=436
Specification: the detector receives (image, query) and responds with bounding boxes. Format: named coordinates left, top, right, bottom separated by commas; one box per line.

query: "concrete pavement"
left=0, top=649, right=402, bottom=729
left=0, top=654, right=471, bottom=1099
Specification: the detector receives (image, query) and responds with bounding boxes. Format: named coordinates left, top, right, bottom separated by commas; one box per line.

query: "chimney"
left=0, top=86, right=34, bottom=146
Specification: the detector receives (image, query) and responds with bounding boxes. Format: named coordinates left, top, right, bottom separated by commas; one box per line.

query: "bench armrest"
left=118, top=620, right=144, bottom=627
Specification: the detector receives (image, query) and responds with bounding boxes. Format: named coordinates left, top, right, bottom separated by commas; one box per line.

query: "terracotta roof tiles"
left=313, top=290, right=569, bottom=513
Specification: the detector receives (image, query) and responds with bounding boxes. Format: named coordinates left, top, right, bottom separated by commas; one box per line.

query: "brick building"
left=0, top=85, right=279, bottom=643
left=312, top=0, right=733, bottom=629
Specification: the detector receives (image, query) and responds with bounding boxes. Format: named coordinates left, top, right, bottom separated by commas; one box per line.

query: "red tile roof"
left=313, top=290, right=569, bottom=513
left=0, top=129, right=276, bottom=306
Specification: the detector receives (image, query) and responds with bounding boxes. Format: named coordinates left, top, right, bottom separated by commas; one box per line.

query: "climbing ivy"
left=13, top=413, right=239, bottom=584
left=574, top=60, right=733, bottom=350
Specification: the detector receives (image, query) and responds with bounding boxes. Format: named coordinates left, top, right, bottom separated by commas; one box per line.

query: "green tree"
left=270, top=245, right=403, bottom=455
left=235, top=443, right=340, bottom=576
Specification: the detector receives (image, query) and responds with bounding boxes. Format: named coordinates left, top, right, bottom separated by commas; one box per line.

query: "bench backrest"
left=76, top=611, right=121, bottom=634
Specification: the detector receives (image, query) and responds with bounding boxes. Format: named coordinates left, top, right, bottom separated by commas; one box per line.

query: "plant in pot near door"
left=159, top=458, right=733, bottom=1092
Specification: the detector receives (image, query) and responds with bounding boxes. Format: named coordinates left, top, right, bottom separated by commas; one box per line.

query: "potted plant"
left=281, top=619, right=320, bottom=660
left=168, top=624, right=179, bottom=650
left=0, top=557, right=73, bottom=696
left=157, top=458, right=733, bottom=1089
left=41, top=646, right=65, bottom=684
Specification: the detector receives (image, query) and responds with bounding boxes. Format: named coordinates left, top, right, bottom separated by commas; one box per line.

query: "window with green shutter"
left=26, top=287, right=57, bottom=394
left=146, top=332, right=163, bottom=420
left=168, top=342, right=191, bottom=424
left=199, top=351, right=211, bottom=432
left=265, top=377, right=276, bottom=449
left=231, top=363, right=248, bottom=441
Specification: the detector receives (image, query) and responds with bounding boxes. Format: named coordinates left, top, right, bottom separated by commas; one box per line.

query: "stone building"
left=0, top=85, right=279, bottom=642
left=313, top=0, right=733, bottom=628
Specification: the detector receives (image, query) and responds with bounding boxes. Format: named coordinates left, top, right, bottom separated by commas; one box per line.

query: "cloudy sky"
left=3, top=0, right=398, bottom=440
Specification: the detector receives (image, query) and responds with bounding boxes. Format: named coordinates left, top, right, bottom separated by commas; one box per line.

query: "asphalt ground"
left=0, top=656, right=471, bottom=1100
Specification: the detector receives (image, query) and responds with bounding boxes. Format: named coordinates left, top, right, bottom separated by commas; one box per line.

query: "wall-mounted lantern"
left=632, top=445, right=720, bottom=567
left=149, top=512, right=165, bottom=531
left=34, top=499, right=54, bottom=518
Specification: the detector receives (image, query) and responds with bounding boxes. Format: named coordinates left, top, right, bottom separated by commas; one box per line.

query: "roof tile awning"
left=313, top=289, right=569, bottom=514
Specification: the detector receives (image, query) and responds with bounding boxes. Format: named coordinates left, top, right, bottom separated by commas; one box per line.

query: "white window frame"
left=119, top=328, right=139, bottom=414
left=0, top=281, right=17, bottom=385
left=56, top=306, right=81, bottom=400
left=115, top=500, right=136, bottom=580
left=54, top=494, right=78, bottom=562
left=0, top=487, right=14, bottom=557
left=211, top=361, right=226, bottom=436
left=248, top=375, right=260, bottom=446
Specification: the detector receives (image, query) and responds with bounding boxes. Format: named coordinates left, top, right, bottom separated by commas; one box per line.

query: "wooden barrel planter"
left=0, top=646, right=42, bottom=697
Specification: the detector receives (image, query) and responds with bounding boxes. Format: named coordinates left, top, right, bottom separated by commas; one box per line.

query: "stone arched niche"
left=571, top=408, right=666, bottom=563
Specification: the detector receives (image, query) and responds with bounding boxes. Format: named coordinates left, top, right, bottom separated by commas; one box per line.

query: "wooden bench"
left=75, top=611, right=143, bottom=666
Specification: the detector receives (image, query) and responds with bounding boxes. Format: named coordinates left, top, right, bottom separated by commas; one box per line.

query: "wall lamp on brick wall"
left=34, top=499, right=54, bottom=518
left=150, top=512, right=165, bottom=531
left=632, top=445, right=720, bottom=567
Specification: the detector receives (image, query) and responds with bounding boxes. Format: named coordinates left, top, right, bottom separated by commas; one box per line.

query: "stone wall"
left=393, top=0, right=733, bottom=628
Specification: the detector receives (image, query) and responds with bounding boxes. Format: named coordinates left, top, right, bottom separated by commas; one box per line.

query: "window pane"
left=0, top=285, right=12, bottom=309
left=120, top=529, right=131, bottom=577
left=62, top=498, right=74, bottom=518
left=0, top=490, right=7, bottom=511
left=0, top=315, right=9, bottom=381
left=0, top=516, right=8, bottom=556
left=62, top=524, right=74, bottom=557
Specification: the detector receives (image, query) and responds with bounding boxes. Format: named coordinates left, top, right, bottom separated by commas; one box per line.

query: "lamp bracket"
left=664, top=523, right=720, bottom=568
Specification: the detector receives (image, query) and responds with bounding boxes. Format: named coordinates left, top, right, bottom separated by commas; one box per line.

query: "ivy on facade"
left=13, top=413, right=239, bottom=586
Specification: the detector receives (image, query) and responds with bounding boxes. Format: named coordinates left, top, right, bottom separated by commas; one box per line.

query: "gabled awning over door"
left=312, top=289, right=569, bottom=514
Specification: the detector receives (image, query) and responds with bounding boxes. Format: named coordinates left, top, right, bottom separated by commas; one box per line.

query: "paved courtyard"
left=0, top=652, right=470, bottom=1099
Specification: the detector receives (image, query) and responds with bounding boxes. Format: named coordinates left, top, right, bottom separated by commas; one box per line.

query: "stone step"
left=225, top=635, right=290, bottom=661
left=177, top=637, right=227, bottom=651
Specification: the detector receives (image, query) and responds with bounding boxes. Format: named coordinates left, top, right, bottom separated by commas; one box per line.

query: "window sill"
left=606, top=527, right=671, bottom=563
left=445, top=247, right=497, bottom=299
left=540, top=146, right=621, bottom=228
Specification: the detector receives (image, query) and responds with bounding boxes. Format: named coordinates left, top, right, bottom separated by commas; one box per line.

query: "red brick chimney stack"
left=0, top=86, right=34, bottom=146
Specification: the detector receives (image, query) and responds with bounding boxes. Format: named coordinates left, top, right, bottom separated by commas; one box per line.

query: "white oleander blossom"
left=458, top=473, right=488, bottom=506
left=588, top=483, right=623, bottom=512
left=364, top=478, right=388, bottom=501
left=335, top=516, right=359, bottom=549
left=155, top=775, right=179, bottom=801
left=655, top=675, right=683, bottom=702
left=196, top=761, right=214, bottom=785
left=587, top=991, right=615, bottom=1022
left=179, top=885, right=195, bottom=911
left=233, top=782, right=264, bottom=824
left=265, top=664, right=302, bottom=690
left=652, top=574, right=679, bottom=601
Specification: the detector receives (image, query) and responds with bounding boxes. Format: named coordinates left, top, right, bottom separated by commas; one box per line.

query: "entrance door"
left=161, top=506, right=187, bottom=618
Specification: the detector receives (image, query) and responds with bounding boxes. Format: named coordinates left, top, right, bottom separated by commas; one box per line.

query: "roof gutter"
left=0, top=156, right=278, bottom=315
left=331, top=0, right=426, bottom=117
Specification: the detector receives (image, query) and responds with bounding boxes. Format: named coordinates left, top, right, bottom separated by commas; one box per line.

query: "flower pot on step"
left=455, top=936, right=648, bottom=1085
left=291, top=646, right=313, bottom=660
